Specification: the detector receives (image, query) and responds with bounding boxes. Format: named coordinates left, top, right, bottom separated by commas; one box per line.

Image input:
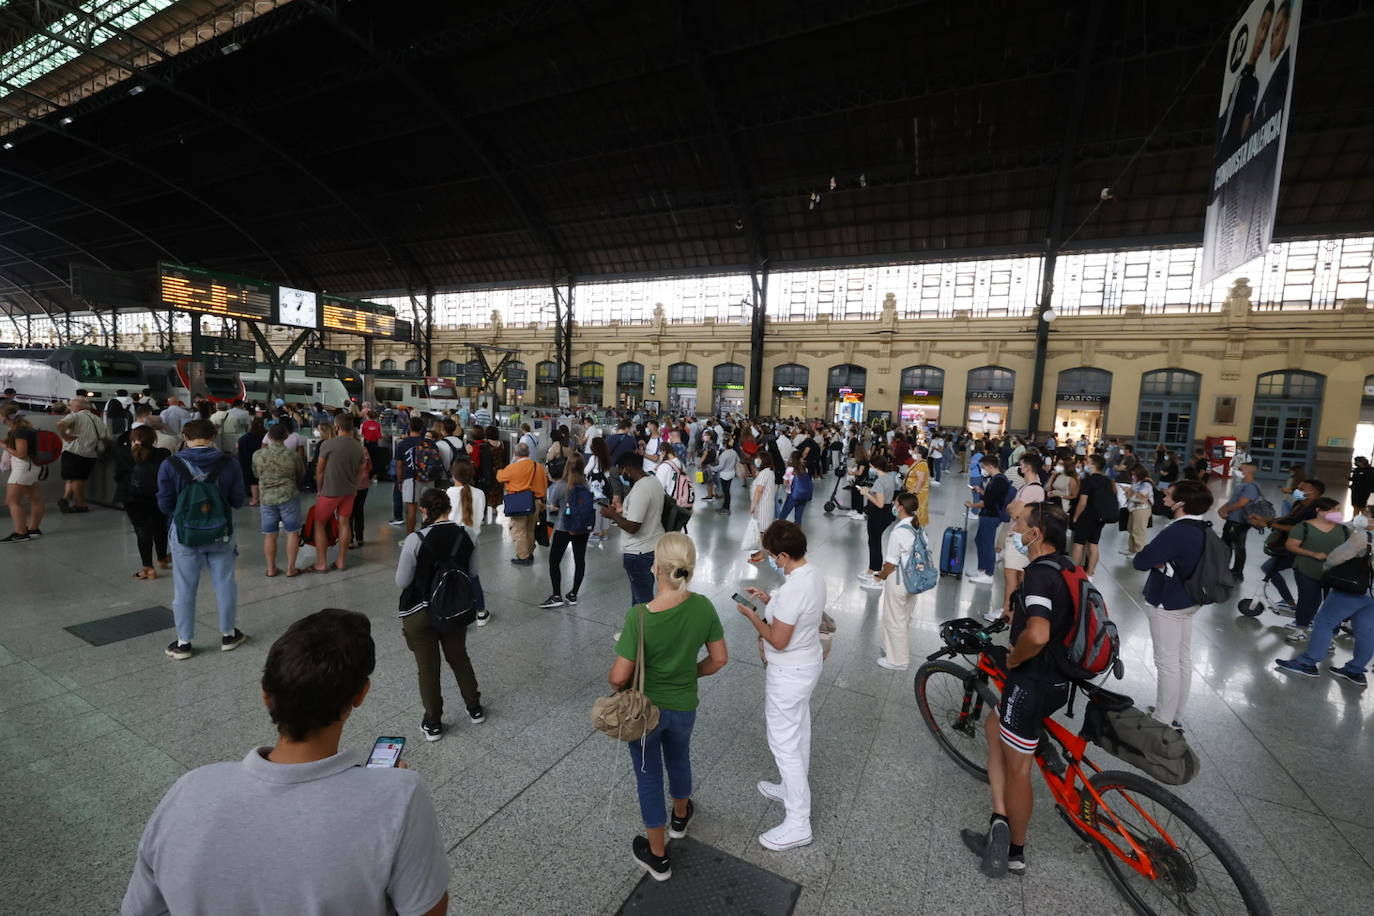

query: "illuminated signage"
left=321, top=295, right=397, bottom=337
left=158, top=262, right=273, bottom=321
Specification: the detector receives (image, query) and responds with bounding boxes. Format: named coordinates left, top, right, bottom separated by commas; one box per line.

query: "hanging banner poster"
left=1201, top=0, right=1301, bottom=283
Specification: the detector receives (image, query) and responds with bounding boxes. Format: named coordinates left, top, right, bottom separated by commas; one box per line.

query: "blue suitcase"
left=939, top=526, right=966, bottom=578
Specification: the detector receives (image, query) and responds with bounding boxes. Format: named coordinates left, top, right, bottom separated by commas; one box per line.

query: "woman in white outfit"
left=874, top=492, right=921, bottom=670
left=743, top=449, right=779, bottom=560
left=737, top=519, right=825, bottom=851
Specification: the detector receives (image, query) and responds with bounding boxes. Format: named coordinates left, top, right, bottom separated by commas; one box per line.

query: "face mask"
left=619, top=474, right=631, bottom=487
left=1009, top=531, right=1037, bottom=556
left=767, top=555, right=783, bottom=574
left=1054, top=464, right=1064, bottom=473
left=1355, top=514, right=1371, bottom=530
left=1323, top=510, right=1344, bottom=523
left=755, top=458, right=764, bottom=468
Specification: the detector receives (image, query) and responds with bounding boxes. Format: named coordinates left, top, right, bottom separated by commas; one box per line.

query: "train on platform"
left=140, top=354, right=246, bottom=405
left=369, top=372, right=461, bottom=415
left=0, top=345, right=148, bottom=408
left=240, top=364, right=362, bottom=408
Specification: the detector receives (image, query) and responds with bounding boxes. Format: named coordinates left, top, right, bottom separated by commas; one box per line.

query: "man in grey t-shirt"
left=123, top=609, right=449, bottom=916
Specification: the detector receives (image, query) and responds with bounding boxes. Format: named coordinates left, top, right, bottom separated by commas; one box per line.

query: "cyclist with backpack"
left=1, top=404, right=45, bottom=542
left=1130, top=479, right=1216, bottom=731
left=155, top=419, right=248, bottom=661
left=875, top=492, right=925, bottom=670
left=539, top=454, right=596, bottom=609
left=395, top=488, right=484, bottom=741
left=961, top=503, right=1078, bottom=878
left=114, top=426, right=172, bottom=579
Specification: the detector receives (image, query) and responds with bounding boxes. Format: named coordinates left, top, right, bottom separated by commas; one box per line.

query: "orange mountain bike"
left=916, top=618, right=1270, bottom=915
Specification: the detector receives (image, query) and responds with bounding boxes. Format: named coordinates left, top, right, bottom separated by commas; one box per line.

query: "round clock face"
left=279, top=287, right=318, bottom=328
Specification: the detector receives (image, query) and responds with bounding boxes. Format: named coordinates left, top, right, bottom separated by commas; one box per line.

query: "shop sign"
left=1057, top=393, right=1108, bottom=404
left=967, top=390, right=1010, bottom=400
left=776, top=385, right=804, bottom=393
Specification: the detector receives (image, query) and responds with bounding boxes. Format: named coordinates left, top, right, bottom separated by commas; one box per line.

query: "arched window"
left=404, top=359, right=420, bottom=374
left=535, top=360, right=559, bottom=403
left=1140, top=368, right=1201, bottom=398
left=437, top=359, right=458, bottom=376
left=380, top=358, right=397, bottom=371
left=1056, top=367, right=1112, bottom=396
left=1255, top=370, right=1325, bottom=400
left=579, top=361, right=605, bottom=380
left=967, top=366, right=1015, bottom=393
left=1137, top=368, right=1201, bottom=456
left=668, top=362, right=697, bottom=387
left=617, top=362, right=645, bottom=386
left=352, top=359, right=366, bottom=371
left=1250, top=370, right=1325, bottom=478
left=900, top=365, right=944, bottom=391
left=773, top=363, right=809, bottom=389
left=713, top=362, right=745, bottom=388
left=827, top=364, right=866, bottom=390
left=502, top=360, right=526, bottom=389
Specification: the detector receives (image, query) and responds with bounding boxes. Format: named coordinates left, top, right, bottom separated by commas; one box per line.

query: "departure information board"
left=158, top=262, right=274, bottom=321
left=321, top=295, right=396, bottom=337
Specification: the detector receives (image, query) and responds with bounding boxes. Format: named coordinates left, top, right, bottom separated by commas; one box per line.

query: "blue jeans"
left=169, top=529, right=238, bottom=644
left=1294, top=571, right=1328, bottom=628
left=1296, top=590, right=1374, bottom=671
left=974, top=515, right=998, bottom=574
left=623, top=551, right=655, bottom=606
left=627, top=708, right=696, bottom=828
left=1262, top=554, right=1295, bottom=605
left=931, top=459, right=943, bottom=483
left=471, top=574, right=486, bottom=611
left=778, top=496, right=809, bottom=524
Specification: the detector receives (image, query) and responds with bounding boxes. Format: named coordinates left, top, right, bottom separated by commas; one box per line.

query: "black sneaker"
left=1329, top=666, right=1368, bottom=688
left=220, top=630, right=247, bottom=652
left=467, top=705, right=485, bottom=724
left=164, top=640, right=193, bottom=661
left=421, top=720, right=443, bottom=742
left=981, top=818, right=1010, bottom=878
left=57, top=497, right=71, bottom=513
left=27, top=528, right=41, bottom=538
left=1, top=532, right=31, bottom=543
left=631, top=835, right=671, bottom=882
left=564, top=592, right=578, bottom=605
left=475, top=609, right=491, bottom=627
left=538, top=594, right=565, bottom=609
left=668, top=799, right=694, bottom=839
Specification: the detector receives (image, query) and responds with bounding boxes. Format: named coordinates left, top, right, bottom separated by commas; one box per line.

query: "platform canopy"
left=0, top=0, right=1371, bottom=320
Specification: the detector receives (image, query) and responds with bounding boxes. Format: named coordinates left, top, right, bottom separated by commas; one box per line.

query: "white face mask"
left=1355, top=514, right=1371, bottom=530
left=1054, top=464, right=1064, bottom=473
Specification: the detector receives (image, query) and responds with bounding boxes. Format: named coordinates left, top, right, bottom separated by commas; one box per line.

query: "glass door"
left=1250, top=402, right=1316, bottom=478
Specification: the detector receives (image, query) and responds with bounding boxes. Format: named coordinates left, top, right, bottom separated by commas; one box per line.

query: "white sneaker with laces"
left=966, top=572, right=995, bottom=585
left=757, top=780, right=785, bottom=803
left=876, top=656, right=907, bottom=671
left=859, top=578, right=884, bottom=591
left=759, top=820, right=813, bottom=851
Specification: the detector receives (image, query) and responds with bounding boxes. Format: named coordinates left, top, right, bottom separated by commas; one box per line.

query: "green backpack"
left=171, top=455, right=234, bottom=546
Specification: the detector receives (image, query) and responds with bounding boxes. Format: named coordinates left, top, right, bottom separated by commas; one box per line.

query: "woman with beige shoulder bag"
left=605, top=533, right=728, bottom=882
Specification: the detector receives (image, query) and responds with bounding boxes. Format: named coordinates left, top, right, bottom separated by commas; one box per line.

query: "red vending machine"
left=1205, top=436, right=1236, bottom=480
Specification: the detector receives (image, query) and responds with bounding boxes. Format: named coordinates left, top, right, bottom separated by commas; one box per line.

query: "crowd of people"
left=7, top=384, right=1372, bottom=908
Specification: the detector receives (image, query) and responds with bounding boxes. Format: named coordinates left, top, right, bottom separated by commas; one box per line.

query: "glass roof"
left=0, top=1, right=177, bottom=96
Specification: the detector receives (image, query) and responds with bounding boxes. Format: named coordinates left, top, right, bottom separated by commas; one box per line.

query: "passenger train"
left=369, top=373, right=461, bottom=415
left=0, top=345, right=148, bottom=407
left=140, top=354, right=245, bottom=405
left=240, top=364, right=362, bottom=408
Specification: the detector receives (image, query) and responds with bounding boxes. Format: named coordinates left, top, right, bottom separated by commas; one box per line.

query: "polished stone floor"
left=1, top=467, right=1372, bottom=915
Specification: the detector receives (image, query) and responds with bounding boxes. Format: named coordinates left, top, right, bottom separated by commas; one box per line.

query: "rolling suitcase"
left=939, top=526, right=966, bottom=578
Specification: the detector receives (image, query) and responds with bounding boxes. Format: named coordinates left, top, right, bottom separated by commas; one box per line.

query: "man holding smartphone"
left=122, top=609, right=450, bottom=916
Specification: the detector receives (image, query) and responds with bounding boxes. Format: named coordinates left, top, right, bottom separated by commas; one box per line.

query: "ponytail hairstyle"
left=654, top=532, right=696, bottom=592
left=418, top=487, right=451, bottom=528
left=451, top=458, right=476, bottom=527
left=130, top=424, right=156, bottom=463
left=564, top=452, right=587, bottom=489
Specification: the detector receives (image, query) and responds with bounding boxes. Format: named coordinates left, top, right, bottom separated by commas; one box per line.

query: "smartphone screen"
left=731, top=591, right=755, bottom=608
left=366, top=736, right=406, bottom=768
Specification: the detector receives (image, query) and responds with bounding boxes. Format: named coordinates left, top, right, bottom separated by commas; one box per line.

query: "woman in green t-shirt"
left=1285, top=497, right=1348, bottom=638
left=608, top=532, right=728, bottom=882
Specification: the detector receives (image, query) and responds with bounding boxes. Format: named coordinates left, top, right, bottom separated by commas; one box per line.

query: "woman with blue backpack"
left=540, top=453, right=596, bottom=609
left=873, top=492, right=933, bottom=670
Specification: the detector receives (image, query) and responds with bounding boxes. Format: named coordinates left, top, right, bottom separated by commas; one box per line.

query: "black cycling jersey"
left=1011, top=553, right=1076, bottom=681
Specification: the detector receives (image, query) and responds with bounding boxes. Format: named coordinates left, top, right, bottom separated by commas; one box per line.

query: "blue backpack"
left=563, top=483, right=596, bottom=532
left=792, top=472, right=814, bottom=501
left=901, top=526, right=938, bottom=595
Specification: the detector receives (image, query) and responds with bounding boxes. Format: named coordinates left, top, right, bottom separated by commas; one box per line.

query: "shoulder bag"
left=591, top=606, right=660, bottom=741
left=1321, top=530, right=1371, bottom=595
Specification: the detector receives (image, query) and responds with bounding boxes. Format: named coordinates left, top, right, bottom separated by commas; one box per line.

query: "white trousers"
left=764, top=659, right=824, bottom=826
left=1145, top=604, right=1200, bottom=725
left=880, top=574, right=918, bottom=667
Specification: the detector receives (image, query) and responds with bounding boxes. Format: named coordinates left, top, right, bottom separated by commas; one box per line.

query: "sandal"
left=265, top=569, right=279, bottom=578
left=286, top=568, right=301, bottom=578
left=134, top=568, right=157, bottom=580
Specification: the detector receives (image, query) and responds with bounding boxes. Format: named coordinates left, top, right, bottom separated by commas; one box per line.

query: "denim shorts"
left=260, top=497, right=303, bottom=534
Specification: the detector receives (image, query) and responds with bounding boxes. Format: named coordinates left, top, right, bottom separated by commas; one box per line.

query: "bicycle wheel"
left=914, top=660, right=990, bottom=781
left=1087, top=770, right=1271, bottom=916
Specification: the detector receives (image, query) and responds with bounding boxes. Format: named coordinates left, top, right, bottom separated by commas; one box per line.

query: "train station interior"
left=1, top=1, right=1374, bottom=914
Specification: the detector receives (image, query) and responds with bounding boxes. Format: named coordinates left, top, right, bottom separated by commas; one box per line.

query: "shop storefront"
left=1055, top=368, right=1112, bottom=444
left=899, top=365, right=945, bottom=428
left=1250, top=370, right=1324, bottom=479
left=616, top=361, right=645, bottom=408
left=667, top=362, right=697, bottom=413
left=965, top=366, right=1015, bottom=435
left=772, top=363, right=809, bottom=417
left=577, top=361, right=604, bottom=407
left=712, top=362, right=746, bottom=416
left=827, top=364, right=867, bottom=424
left=1136, top=368, right=1199, bottom=457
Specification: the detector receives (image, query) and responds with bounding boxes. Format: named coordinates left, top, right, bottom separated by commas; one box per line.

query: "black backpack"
left=128, top=455, right=163, bottom=502
left=476, top=441, right=495, bottom=489
left=1176, top=519, right=1237, bottom=605
left=400, top=525, right=477, bottom=633
left=1090, top=476, right=1119, bottom=523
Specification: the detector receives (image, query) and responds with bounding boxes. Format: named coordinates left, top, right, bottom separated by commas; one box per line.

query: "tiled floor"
left=2, top=470, right=1371, bottom=914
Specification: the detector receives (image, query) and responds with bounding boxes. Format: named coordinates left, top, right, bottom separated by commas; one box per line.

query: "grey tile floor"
left=2, top=471, right=1372, bottom=914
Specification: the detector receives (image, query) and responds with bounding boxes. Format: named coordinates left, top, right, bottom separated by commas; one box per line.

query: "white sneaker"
left=983, top=607, right=1006, bottom=622
left=1284, top=625, right=1311, bottom=644
left=759, top=820, right=813, bottom=851
left=859, top=578, right=884, bottom=591
left=387, top=519, right=405, bottom=527
left=930, top=480, right=942, bottom=487
left=612, top=630, right=622, bottom=642
left=876, top=656, right=907, bottom=671
left=757, top=780, right=785, bottom=803
left=966, top=573, right=995, bottom=585
left=848, top=512, right=864, bottom=521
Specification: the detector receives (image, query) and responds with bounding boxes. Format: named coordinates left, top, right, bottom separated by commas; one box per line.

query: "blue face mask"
left=767, top=555, right=783, bottom=574
left=1009, top=531, right=1037, bottom=556
left=619, top=474, right=631, bottom=487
